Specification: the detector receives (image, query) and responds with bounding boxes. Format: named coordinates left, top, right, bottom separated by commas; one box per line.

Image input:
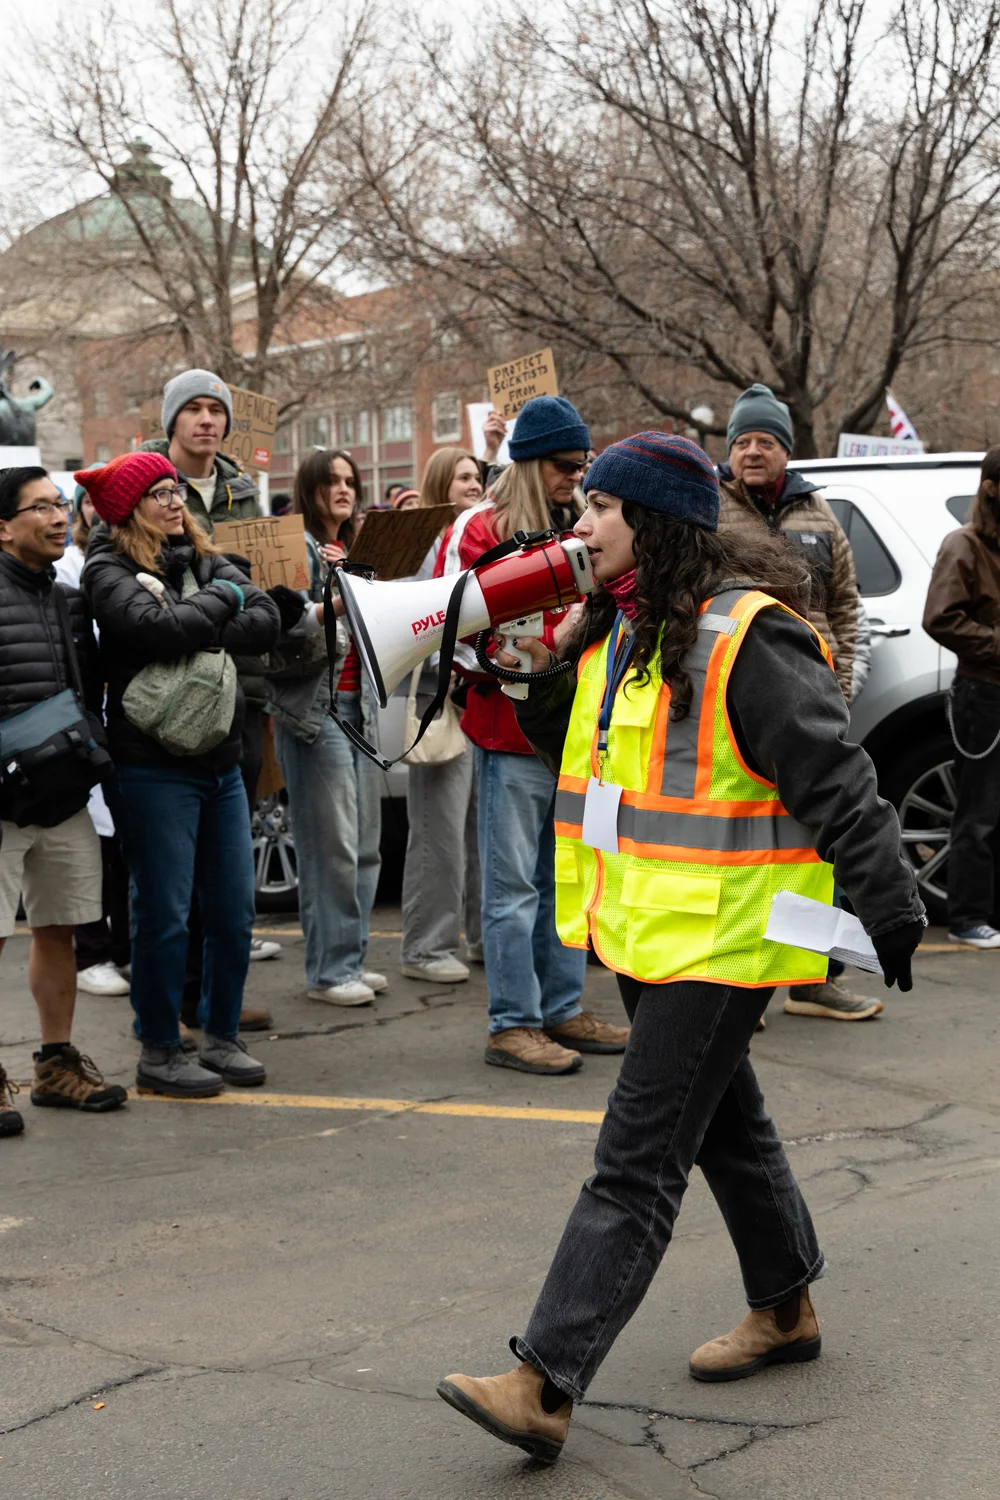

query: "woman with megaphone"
left=435, top=395, right=629, bottom=1074
left=437, top=431, right=926, bottom=1463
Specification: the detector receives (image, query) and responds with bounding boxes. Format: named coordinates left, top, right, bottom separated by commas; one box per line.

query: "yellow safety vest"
left=554, top=587, right=835, bottom=987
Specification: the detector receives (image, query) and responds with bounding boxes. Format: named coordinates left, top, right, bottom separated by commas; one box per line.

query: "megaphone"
left=337, top=533, right=596, bottom=708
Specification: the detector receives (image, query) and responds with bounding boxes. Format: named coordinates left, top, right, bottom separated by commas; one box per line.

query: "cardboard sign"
left=213, top=513, right=311, bottom=592
left=347, top=505, right=455, bottom=580
left=223, top=385, right=278, bottom=472
left=487, top=347, right=559, bottom=422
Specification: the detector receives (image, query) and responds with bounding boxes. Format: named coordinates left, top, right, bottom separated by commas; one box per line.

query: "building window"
left=356, top=411, right=371, bottom=445
left=432, top=393, right=462, bottom=443
left=94, top=388, right=109, bottom=419
left=125, top=392, right=141, bottom=414
left=302, top=414, right=330, bottom=449
left=96, top=443, right=111, bottom=462
left=340, top=413, right=354, bottom=446
left=382, top=404, right=413, bottom=443
left=274, top=424, right=291, bottom=454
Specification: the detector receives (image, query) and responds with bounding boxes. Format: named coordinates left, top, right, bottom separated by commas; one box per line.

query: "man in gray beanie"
left=719, top=383, right=869, bottom=1024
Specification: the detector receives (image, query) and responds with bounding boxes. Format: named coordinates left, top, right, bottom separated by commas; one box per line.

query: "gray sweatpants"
left=401, top=740, right=481, bottom=964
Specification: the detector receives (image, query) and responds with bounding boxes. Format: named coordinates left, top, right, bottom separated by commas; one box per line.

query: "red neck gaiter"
left=606, top=569, right=640, bottom=621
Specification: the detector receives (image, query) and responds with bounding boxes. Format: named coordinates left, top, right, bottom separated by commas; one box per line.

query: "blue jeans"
left=515, top=977, right=823, bottom=1400
left=275, top=693, right=382, bottom=988
left=110, top=764, right=255, bottom=1047
left=475, top=747, right=585, bottom=1033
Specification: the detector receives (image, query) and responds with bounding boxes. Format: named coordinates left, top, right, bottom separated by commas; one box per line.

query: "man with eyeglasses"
left=0, top=466, right=128, bottom=1135
left=140, top=369, right=290, bottom=1002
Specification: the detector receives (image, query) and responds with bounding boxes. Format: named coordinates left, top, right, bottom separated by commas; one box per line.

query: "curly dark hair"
left=573, top=504, right=812, bottom=720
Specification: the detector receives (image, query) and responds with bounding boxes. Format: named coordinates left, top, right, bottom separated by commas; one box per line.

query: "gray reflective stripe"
left=555, top=788, right=586, bottom=825
left=659, top=590, right=753, bottom=798
left=698, top=613, right=738, bottom=636
left=618, top=804, right=815, bottom=852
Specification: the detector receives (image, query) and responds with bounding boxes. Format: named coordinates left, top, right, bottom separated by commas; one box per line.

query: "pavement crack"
left=268, top=991, right=474, bottom=1042
left=0, top=1364, right=162, bottom=1435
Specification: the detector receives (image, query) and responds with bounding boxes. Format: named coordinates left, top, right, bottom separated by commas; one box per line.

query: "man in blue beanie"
left=720, top=385, right=871, bottom=1023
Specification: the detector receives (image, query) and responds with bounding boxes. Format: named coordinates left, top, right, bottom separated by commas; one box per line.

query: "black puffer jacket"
left=0, top=551, right=103, bottom=721
left=83, top=529, right=280, bottom=771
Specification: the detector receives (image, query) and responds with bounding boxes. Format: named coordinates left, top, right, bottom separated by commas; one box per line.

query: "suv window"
left=825, top=499, right=901, bottom=596
left=946, top=495, right=973, bottom=524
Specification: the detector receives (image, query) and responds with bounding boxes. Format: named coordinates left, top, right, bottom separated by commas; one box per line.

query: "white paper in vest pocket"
left=764, top=892, right=882, bottom=974
left=582, top=778, right=623, bottom=854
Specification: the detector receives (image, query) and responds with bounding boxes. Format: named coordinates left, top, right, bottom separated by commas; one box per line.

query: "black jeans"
left=947, top=678, right=1000, bottom=930
left=514, top=976, right=823, bottom=1401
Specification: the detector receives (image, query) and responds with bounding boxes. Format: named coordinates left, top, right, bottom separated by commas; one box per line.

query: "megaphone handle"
left=500, top=643, right=533, bottom=700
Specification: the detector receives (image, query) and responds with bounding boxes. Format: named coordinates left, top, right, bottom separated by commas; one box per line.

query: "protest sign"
left=223, top=386, right=278, bottom=471
left=467, top=401, right=513, bottom=464
left=347, top=505, right=455, bottom=580
left=837, top=432, right=924, bottom=458
left=213, top=513, right=311, bottom=591
left=486, top=347, right=559, bottom=422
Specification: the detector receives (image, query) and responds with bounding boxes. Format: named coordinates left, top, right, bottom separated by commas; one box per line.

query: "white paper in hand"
left=764, top=892, right=882, bottom=974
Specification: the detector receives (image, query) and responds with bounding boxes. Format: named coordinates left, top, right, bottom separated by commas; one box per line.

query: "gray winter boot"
left=199, top=1035, right=266, bottom=1087
left=137, top=1045, right=224, bottom=1098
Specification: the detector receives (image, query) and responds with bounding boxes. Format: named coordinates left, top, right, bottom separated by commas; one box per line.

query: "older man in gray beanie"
left=718, top=383, right=873, bottom=1025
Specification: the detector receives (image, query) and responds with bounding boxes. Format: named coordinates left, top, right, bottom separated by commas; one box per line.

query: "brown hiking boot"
left=544, top=1010, right=629, bottom=1054
left=239, top=1006, right=273, bottom=1032
left=31, top=1046, right=128, bottom=1113
left=484, top=1027, right=582, bottom=1075
left=784, top=980, right=883, bottom=1021
left=0, top=1065, right=24, bottom=1137
left=437, top=1362, right=571, bottom=1464
left=689, top=1287, right=821, bottom=1382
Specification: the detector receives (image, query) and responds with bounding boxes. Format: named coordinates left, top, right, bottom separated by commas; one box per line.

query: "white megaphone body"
left=337, top=534, right=597, bottom=708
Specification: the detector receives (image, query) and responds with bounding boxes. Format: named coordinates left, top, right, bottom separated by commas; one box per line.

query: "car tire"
left=252, top=792, right=411, bottom=914
left=880, top=732, right=955, bottom=927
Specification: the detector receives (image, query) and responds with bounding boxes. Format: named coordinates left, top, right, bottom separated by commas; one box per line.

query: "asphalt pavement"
left=1, top=916, right=999, bottom=1499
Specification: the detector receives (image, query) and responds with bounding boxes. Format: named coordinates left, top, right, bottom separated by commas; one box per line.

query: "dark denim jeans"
left=947, top=678, right=1000, bottom=930
left=110, top=763, right=255, bottom=1047
left=514, top=976, right=823, bottom=1401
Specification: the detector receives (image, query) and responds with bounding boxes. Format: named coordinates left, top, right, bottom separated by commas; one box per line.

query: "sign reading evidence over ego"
left=486, top=348, right=559, bottom=422
left=213, top=514, right=311, bottom=592
left=222, top=385, right=279, bottom=472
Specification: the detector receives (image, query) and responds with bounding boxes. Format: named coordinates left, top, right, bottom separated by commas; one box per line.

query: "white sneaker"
left=77, top=962, right=131, bottom=996
left=401, top=957, right=470, bottom=983
left=250, top=937, right=282, bottom=961
left=362, top=971, right=389, bottom=992
left=308, top=980, right=375, bottom=1007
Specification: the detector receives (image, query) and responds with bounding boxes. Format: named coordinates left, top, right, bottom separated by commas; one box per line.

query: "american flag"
left=885, top=389, right=919, bottom=442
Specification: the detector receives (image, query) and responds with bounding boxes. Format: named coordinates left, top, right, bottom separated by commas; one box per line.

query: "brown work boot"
left=784, top=980, right=882, bottom=1021
left=437, top=1362, right=571, bottom=1464
left=544, top=1010, right=629, bottom=1054
left=484, top=1028, right=582, bottom=1075
left=239, top=1006, right=273, bottom=1032
left=689, top=1287, right=821, bottom=1382
left=30, top=1046, right=128, bottom=1113
left=0, top=1064, right=24, bottom=1137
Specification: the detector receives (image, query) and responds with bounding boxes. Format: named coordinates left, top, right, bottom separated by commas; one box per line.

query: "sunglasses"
left=547, top=457, right=586, bottom=476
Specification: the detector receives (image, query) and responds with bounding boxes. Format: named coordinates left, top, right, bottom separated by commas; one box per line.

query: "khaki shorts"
left=0, top=809, right=103, bottom=937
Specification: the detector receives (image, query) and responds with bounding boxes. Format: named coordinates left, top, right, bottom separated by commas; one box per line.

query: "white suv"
left=789, top=452, right=983, bottom=924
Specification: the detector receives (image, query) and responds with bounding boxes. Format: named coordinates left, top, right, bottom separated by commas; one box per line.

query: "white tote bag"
left=402, top=660, right=468, bottom=766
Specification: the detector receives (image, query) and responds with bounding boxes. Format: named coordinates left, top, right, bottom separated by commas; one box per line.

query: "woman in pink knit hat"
left=77, top=451, right=281, bottom=1099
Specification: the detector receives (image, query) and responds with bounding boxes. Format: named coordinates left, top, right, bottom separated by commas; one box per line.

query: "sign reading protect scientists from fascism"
left=486, top=348, right=559, bottom=422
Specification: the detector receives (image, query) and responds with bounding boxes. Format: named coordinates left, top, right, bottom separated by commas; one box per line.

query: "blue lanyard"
left=597, top=612, right=636, bottom=763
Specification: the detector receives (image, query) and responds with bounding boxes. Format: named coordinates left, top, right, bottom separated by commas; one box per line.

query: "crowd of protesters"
left=0, top=360, right=997, bottom=1139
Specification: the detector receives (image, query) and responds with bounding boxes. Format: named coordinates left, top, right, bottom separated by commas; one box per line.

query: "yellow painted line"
left=130, top=1089, right=605, bottom=1123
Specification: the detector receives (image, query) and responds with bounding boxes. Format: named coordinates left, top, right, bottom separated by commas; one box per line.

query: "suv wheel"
left=252, top=792, right=298, bottom=912
left=881, top=733, right=954, bottom=927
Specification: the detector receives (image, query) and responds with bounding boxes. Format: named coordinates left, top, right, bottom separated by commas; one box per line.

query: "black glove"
left=268, top=584, right=307, bottom=632
left=871, top=919, right=925, bottom=992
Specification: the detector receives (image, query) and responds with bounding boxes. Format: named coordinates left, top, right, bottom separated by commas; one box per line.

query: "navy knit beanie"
left=582, top=432, right=719, bottom=531
left=507, top=396, right=590, bottom=462
left=726, top=383, right=794, bottom=453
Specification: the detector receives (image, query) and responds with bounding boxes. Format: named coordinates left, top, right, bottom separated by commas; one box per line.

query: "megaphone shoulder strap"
left=323, top=533, right=533, bottom=770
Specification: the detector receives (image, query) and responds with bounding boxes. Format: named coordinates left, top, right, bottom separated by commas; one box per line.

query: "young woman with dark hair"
left=267, top=448, right=386, bottom=1006
left=924, top=445, right=1000, bottom=948
left=80, top=452, right=280, bottom=1098
left=437, top=432, right=925, bottom=1464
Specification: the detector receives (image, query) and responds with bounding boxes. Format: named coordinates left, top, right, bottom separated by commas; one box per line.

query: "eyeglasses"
left=146, top=485, right=188, bottom=507
left=14, top=500, right=70, bottom=519
left=547, top=457, right=586, bottom=476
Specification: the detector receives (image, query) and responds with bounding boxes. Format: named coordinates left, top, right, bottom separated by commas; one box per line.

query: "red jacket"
left=434, top=504, right=565, bottom=755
